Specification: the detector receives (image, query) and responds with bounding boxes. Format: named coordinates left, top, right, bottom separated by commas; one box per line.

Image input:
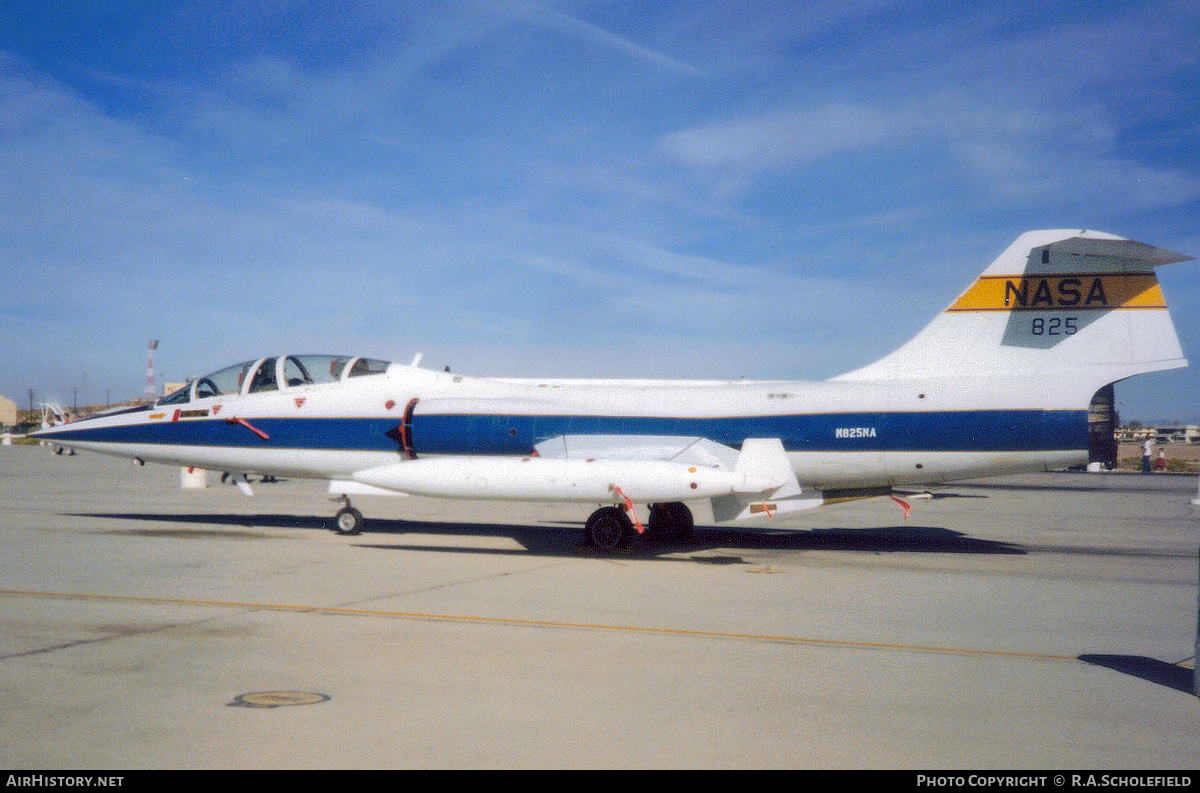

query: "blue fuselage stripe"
left=38, top=418, right=403, bottom=451
left=40, top=410, right=1089, bottom=454
left=412, top=410, right=1086, bottom=454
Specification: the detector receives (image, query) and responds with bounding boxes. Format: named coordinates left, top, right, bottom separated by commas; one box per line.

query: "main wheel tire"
left=334, top=506, right=365, bottom=536
left=585, top=506, right=634, bottom=551
left=646, top=503, right=670, bottom=542
left=646, top=502, right=694, bottom=542
left=666, top=502, right=694, bottom=540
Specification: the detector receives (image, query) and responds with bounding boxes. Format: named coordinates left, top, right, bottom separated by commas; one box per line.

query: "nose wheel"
left=332, top=498, right=365, bottom=535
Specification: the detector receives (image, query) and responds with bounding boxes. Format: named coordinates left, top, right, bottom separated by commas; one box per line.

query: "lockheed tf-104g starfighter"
left=34, top=230, right=1192, bottom=549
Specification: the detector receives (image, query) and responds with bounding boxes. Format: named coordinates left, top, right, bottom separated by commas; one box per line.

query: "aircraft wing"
left=532, top=434, right=740, bottom=468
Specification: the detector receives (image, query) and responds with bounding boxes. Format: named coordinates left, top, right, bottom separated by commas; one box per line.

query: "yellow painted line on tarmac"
left=0, top=588, right=1078, bottom=663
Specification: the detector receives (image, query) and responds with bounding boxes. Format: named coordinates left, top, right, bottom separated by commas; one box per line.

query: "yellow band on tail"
left=947, top=273, right=1164, bottom=312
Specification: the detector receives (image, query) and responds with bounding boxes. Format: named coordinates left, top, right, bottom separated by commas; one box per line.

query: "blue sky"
left=2, top=0, right=1198, bottom=422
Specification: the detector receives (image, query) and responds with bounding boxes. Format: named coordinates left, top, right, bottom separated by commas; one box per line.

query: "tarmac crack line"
left=330, top=558, right=576, bottom=610
left=0, top=612, right=235, bottom=661
left=0, top=587, right=1082, bottom=664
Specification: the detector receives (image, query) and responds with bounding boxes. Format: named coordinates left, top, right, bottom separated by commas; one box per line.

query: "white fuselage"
left=36, top=361, right=1088, bottom=495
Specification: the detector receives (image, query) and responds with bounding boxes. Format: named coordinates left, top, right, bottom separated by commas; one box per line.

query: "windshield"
left=157, top=384, right=191, bottom=405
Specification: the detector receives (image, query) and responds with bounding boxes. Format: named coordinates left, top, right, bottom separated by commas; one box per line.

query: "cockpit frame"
left=158, top=354, right=392, bottom=406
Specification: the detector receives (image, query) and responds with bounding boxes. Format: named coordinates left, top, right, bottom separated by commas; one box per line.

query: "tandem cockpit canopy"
left=158, top=355, right=392, bottom=405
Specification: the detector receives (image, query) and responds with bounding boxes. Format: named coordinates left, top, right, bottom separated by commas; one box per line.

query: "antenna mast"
left=144, top=340, right=159, bottom=401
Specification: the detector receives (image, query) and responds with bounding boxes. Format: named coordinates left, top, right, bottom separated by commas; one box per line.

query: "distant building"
left=1115, top=426, right=1155, bottom=442
left=0, top=395, right=15, bottom=428
left=1153, top=426, right=1200, bottom=445
left=1116, top=425, right=1200, bottom=444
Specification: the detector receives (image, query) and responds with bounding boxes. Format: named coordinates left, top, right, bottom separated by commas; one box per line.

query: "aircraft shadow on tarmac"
left=71, top=511, right=1027, bottom=561
left=1078, top=654, right=1196, bottom=694
left=913, top=492, right=989, bottom=500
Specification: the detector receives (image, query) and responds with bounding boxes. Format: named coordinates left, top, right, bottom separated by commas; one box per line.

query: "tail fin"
left=834, top=229, right=1191, bottom=404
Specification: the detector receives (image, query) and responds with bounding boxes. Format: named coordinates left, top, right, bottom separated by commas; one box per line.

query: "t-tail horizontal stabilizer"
left=711, top=438, right=822, bottom=522
left=834, top=229, right=1193, bottom=408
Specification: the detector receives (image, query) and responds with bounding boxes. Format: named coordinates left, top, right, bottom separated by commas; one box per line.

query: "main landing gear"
left=583, top=501, right=695, bottom=551
left=646, top=502, right=695, bottom=543
left=584, top=506, right=634, bottom=550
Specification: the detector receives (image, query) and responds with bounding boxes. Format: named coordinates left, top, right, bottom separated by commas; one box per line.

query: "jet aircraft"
left=33, top=229, right=1192, bottom=549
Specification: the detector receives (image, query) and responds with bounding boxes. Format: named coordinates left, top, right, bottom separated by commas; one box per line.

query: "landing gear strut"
left=333, top=496, right=365, bottom=535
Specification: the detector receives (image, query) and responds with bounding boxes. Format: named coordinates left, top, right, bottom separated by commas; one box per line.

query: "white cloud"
left=480, top=0, right=703, bottom=76
left=942, top=105, right=1200, bottom=211
left=660, top=95, right=1200, bottom=213
left=660, top=104, right=895, bottom=171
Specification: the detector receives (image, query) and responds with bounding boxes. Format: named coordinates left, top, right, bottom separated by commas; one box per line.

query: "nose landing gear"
left=332, top=496, right=365, bottom=535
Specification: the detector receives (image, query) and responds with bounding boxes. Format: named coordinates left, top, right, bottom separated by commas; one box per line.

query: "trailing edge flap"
left=712, top=438, right=819, bottom=522
left=533, top=435, right=740, bottom=469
